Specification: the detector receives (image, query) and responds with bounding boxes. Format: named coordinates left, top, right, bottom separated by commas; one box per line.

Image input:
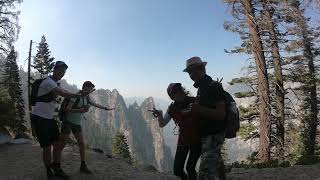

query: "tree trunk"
left=261, top=0, right=285, bottom=161
left=242, top=0, right=271, bottom=162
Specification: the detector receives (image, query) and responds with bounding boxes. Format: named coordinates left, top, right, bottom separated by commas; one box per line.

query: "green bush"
left=0, top=88, right=16, bottom=130
left=112, top=131, right=132, bottom=164
left=238, top=106, right=259, bottom=120
left=238, top=124, right=256, bottom=140
left=234, top=91, right=255, bottom=98
left=230, top=152, right=291, bottom=169
left=296, top=154, right=320, bottom=165
left=228, top=77, right=253, bottom=85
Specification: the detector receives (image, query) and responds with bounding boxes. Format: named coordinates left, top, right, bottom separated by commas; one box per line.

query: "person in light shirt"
left=31, top=61, right=90, bottom=179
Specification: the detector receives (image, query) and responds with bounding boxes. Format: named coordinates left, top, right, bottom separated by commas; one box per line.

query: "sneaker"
left=52, top=165, right=69, bottom=179
left=80, top=163, right=93, bottom=174
left=46, top=168, right=54, bottom=178
left=46, top=164, right=54, bottom=178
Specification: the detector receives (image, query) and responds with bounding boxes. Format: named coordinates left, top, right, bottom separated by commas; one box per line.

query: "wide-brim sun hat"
left=183, top=56, right=207, bottom=72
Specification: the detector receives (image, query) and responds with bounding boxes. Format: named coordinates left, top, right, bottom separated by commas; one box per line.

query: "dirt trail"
left=0, top=143, right=178, bottom=180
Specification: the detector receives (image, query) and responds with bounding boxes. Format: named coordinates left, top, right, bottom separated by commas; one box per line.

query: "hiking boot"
left=46, top=168, right=54, bottom=178
left=54, top=168, right=69, bottom=179
left=51, top=164, right=69, bottom=179
left=46, top=164, right=54, bottom=178
left=80, top=163, right=93, bottom=174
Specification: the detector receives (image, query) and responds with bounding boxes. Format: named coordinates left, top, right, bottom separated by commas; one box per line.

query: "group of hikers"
left=150, top=57, right=231, bottom=180
left=31, top=57, right=238, bottom=180
left=30, top=61, right=114, bottom=178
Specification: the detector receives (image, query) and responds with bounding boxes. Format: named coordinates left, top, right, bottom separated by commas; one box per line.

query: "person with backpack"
left=150, top=83, right=202, bottom=180
left=59, top=81, right=115, bottom=174
left=30, top=61, right=90, bottom=179
left=183, top=57, right=239, bottom=180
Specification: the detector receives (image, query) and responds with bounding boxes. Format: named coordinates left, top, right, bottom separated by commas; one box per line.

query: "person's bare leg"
left=53, top=134, right=68, bottom=163
left=75, top=132, right=92, bottom=174
left=53, top=141, right=62, bottom=164
left=52, top=134, right=70, bottom=179
left=43, top=146, right=52, bottom=165
left=74, top=132, right=86, bottom=161
left=43, top=146, right=54, bottom=177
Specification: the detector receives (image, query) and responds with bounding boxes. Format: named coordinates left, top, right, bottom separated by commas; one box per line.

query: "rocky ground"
left=0, top=143, right=178, bottom=180
left=1, top=142, right=320, bottom=180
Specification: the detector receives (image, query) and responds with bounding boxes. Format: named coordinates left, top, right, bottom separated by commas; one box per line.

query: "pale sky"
left=15, top=0, right=247, bottom=99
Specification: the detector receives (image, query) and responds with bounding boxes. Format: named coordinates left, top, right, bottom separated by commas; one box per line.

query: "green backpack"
left=59, top=96, right=89, bottom=121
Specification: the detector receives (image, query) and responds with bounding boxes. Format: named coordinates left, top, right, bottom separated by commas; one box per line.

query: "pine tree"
left=0, top=87, right=16, bottom=130
left=283, top=0, right=319, bottom=158
left=0, top=0, right=22, bottom=55
left=3, top=47, right=27, bottom=134
left=32, top=35, right=55, bottom=78
left=224, top=0, right=272, bottom=162
left=112, top=131, right=132, bottom=164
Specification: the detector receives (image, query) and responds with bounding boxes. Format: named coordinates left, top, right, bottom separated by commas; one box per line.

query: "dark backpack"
left=223, top=91, right=240, bottom=139
left=208, top=80, right=240, bottom=139
left=30, top=78, right=57, bottom=106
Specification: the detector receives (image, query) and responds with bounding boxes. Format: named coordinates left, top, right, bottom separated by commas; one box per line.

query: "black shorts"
left=61, top=120, right=82, bottom=135
left=31, top=114, right=60, bottom=148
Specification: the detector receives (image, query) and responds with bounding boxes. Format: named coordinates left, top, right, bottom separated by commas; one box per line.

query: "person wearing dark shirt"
left=183, top=57, right=227, bottom=180
left=150, top=83, right=201, bottom=180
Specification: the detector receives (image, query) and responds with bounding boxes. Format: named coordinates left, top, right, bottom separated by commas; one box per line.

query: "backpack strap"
left=87, top=96, right=91, bottom=104
left=71, top=97, right=81, bottom=109
left=59, top=97, right=70, bottom=121
left=31, top=78, right=57, bottom=105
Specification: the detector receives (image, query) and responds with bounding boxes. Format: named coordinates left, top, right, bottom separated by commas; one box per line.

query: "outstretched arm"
left=149, top=108, right=171, bottom=128
left=53, top=87, right=81, bottom=98
left=88, top=96, right=115, bottom=110
left=53, top=87, right=93, bottom=98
